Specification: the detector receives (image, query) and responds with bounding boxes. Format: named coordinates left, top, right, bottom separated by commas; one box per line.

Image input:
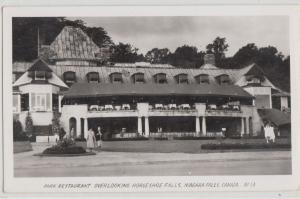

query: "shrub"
left=43, top=145, right=86, bottom=154
left=51, top=111, right=61, bottom=135
left=13, top=119, right=29, bottom=141
left=42, top=138, right=86, bottom=154
left=25, top=112, right=34, bottom=137
left=174, top=136, right=216, bottom=140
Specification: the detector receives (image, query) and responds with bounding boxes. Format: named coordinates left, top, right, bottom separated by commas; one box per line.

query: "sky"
left=69, top=16, right=289, bottom=57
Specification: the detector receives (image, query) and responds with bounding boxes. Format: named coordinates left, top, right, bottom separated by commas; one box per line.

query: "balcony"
left=205, top=104, right=242, bottom=117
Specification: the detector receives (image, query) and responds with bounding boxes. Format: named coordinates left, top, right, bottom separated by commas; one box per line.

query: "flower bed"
left=42, top=138, right=86, bottom=155
left=201, top=143, right=291, bottom=150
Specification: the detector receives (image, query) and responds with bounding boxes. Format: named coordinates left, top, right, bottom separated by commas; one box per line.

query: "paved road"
left=15, top=158, right=291, bottom=177
left=14, top=150, right=291, bottom=177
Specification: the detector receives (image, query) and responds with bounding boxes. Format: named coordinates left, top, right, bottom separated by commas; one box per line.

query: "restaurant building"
left=12, top=26, right=291, bottom=141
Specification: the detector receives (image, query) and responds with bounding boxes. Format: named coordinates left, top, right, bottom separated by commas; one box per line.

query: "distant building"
left=12, top=26, right=291, bottom=142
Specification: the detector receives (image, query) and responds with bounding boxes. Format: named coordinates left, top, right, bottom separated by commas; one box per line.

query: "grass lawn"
left=101, top=138, right=290, bottom=153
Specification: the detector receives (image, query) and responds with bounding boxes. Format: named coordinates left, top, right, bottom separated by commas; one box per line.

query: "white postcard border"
left=2, top=5, right=300, bottom=194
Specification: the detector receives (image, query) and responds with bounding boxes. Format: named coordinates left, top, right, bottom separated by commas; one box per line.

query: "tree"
left=206, top=37, right=229, bottom=66
left=232, top=43, right=259, bottom=68
left=110, top=42, right=145, bottom=63
left=52, top=111, right=61, bottom=136
left=25, top=112, right=34, bottom=137
left=12, top=17, right=112, bottom=61
left=168, top=45, right=204, bottom=68
left=145, top=48, right=170, bottom=64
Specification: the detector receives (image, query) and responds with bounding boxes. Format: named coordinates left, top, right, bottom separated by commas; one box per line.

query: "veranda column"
left=84, top=118, right=88, bottom=139
left=144, top=117, right=150, bottom=137
left=202, top=116, right=207, bottom=136
left=17, top=94, right=21, bottom=113
left=58, top=95, right=63, bottom=113
left=138, top=117, right=143, bottom=135
left=76, top=117, right=81, bottom=138
left=241, top=117, right=245, bottom=136
left=245, top=117, right=250, bottom=136
left=195, top=116, right=200, bottom=136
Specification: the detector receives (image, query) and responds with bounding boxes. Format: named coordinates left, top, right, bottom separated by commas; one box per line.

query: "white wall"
left=244, top=86, right=272, bottom=108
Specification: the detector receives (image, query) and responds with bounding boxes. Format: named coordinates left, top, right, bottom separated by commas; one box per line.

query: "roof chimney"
left=204, top=54, right=215, bottom=65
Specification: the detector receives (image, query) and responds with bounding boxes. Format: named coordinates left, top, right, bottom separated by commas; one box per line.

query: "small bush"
left=43, top=145, right=86, bottom=154
left=42, top=138, right=86, bottom=154
left=201, top=143, right=291, bottom=150
left=13, top=133, right=29, bottom=141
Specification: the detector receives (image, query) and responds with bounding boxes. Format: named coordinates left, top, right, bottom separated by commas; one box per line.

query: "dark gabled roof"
left=245, top=64, right=265, bottom=77
left=49, top=26, right=101, bottom=60
left=27, top=59, right=52, bottom=72
left=63, top=83, right=254, bottom=99
left=257, top=108, right=291, bottom=126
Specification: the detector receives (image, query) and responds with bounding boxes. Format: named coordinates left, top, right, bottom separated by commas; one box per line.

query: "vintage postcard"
left=1, top=4, right=300, bottom=195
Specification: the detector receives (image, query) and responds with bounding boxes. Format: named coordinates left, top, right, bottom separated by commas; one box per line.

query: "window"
left=86, top=72, right=100, bottom=83
left=216, top=74, right=230, bottom=85
left=52, top=94, right=59, bottom=111
left=63, top=71, right=76, bottom=86
left=175, top=74, right=188, bottom=84
left=132, top=73, right=145, bottom=83
left=154, top=73, right=167, bottom=84
left=195, top=74, right=209, bottom=84
left=21, top=93, right=29, bottom=111
left=31, top=93, right=51, bottom=112
left=35, top=71, right=46, bottom=80
left=246, top=75, right=262, bottom=85
left=110, top=72, right=123, bottom=83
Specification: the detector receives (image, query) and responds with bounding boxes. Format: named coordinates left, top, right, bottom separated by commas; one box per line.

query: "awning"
left=63, top=83, right=254, bottom=99
left=257, top=108, right=291, bottom=126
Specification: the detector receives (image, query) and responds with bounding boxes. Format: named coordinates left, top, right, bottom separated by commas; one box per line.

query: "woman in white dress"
left=86, top=128, right=96, bottom=152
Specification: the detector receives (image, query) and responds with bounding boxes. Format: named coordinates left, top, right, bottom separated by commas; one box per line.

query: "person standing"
left=96, top=126, right=102, bottom=148
left=264, top=122, right=271, bottom=143
left=86, top=128, right=96, bottom=152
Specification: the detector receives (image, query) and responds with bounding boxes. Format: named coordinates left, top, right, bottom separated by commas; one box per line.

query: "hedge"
left=173, top=136, right=216, bottom=140
left=201, top=143, right=291, bottom=150
left=103, top=137, right=149, bottom=141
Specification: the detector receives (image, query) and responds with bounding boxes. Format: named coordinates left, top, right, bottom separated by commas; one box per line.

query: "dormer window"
left=175, top=74, right=188, bottom=84
left=154, top=73, right=167, bottom=84
left=87, top=72, right=100, bottom=83
left=216, top=74, right=230, bottom=85
left=246, top=75, right=263, bottom=85
left=132, top=73, right=145, bottom=84
left=35, top=71, right=46, bottom=80
left=63, top=71, right=76, bottom=86
left=110, top=72, right=123, bottom=83
left=195, top=74, right=209, bottom=84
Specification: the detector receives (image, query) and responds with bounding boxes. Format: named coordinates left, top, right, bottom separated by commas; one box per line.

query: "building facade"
left=12, top=26, right=291, bottom=141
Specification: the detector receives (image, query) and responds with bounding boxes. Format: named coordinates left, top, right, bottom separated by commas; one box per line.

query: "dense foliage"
left=13, top=18, right=290, bottom=91
left=42, top=138, right=86, bottom=154
left=13, top=119, right=29, bottom=141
